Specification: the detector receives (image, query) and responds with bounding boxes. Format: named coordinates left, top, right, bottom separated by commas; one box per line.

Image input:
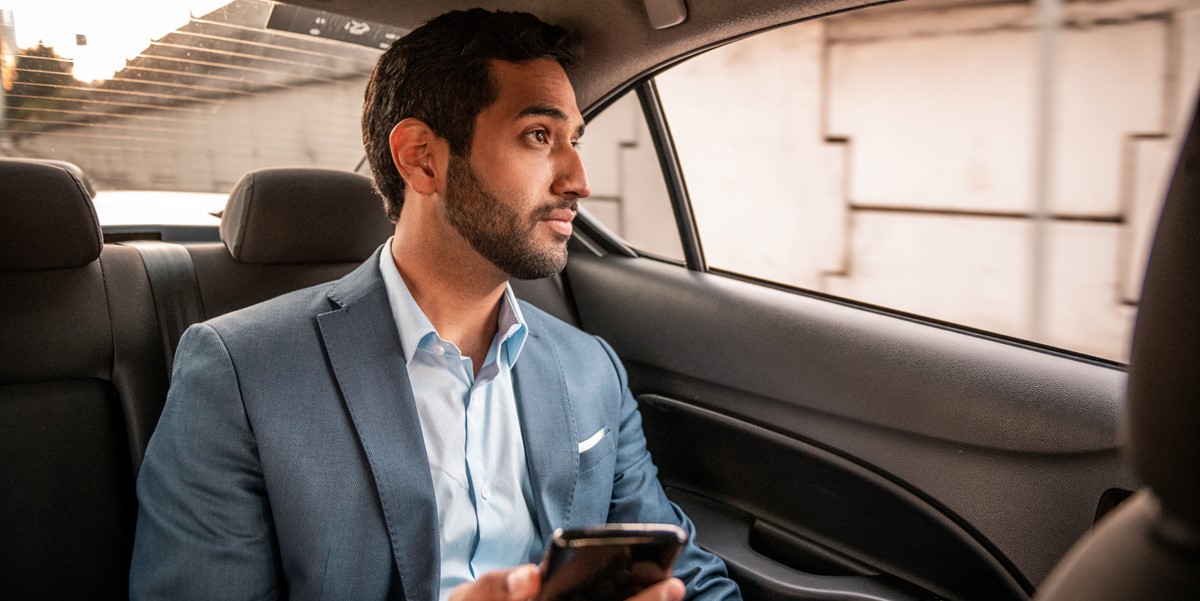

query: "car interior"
left=1, top=0, right=1197, bottom=600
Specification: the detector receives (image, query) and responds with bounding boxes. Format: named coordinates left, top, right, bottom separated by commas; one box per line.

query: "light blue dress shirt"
left=378, top=241, right=538, bottom=600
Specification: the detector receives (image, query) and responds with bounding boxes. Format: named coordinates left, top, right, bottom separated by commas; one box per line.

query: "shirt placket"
left=463, top=365, right=490, bottom=577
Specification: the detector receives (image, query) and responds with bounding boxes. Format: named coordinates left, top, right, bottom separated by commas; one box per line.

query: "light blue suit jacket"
left=130, top=256, right=739, bottom=601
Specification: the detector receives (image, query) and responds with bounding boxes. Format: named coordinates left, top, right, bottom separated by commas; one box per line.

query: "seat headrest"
left=0, top=157, right=97, bottom=198
left=220, top=167, right=393, bottom=264
left=0, top=159, right=102, bottom=272
left=1126, top=95, right=1200, bottom=529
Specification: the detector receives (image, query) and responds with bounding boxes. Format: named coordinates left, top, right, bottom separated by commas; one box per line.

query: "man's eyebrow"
left=518, top=104, right=586, bottom=138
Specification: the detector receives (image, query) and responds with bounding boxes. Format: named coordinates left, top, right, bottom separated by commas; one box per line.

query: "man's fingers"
left=627, top=577, right=685, bottom=601
left=449, top=565, right=542, bottom=601
left=505, top=564, right=540, bottom=598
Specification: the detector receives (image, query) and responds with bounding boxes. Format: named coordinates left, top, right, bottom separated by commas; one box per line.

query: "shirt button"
left=432, top=344, right=445, bottom=356
left=480, top=485, right=490, bottom=500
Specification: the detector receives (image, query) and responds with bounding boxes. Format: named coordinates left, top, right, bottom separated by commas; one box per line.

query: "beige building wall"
left=15, top=75, right=368, bottom=192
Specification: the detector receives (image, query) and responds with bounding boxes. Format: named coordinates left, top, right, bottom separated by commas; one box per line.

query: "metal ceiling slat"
left=12, top=132, right=360, bottom=153
left=17, top=81, right=227, bottom=104
left=14, top=53, right=73, bottom=63
left=147, top=40, right=360, bottom=74
left=167, top=29, right=376, bottom=66
left=129, top=52, right=338, bottom=84
left=1, top=130, right=178, bottom=144
left=13, top=68, right=76, bottom=79
left=20, top=143, right=164, bottom=153
left=105, top=75, right=253, bottom=97
left=5, top=93, right=213, bottom=114
left=123, top=65, right=299, bottom=91
left=4, top=117, right=189, bottom=134
left=8, top=106, right=191, bottom=123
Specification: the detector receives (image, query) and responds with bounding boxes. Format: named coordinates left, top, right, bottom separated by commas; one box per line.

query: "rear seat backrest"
left=0, top=160, right=167, bottom=600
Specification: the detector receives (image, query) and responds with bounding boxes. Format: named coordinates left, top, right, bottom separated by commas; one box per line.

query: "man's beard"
left=442, top=154, right=575, bottom=280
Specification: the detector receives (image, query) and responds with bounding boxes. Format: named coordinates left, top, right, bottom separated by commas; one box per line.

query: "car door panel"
left=563, top=247, right=1137, bottom=598
left=648, top=398, right=1024, bottom=601
left=672, top=489, right=934, bottom=601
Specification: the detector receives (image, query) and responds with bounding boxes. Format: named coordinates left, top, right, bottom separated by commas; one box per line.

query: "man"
left=130, top=9, right=739, bottom=601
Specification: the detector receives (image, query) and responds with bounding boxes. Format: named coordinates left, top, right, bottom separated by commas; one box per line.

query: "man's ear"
left=389, top=118, right=445, bottom=196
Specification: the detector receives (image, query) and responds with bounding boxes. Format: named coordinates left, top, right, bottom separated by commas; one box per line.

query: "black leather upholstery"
left=0, top=159, right=167, bottom=600
left=1036, top=95, right=1200, bottom=599
left=219, top=167, right=394, bottom=264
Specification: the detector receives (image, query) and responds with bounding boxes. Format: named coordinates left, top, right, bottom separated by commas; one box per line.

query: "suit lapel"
left=513, top=329, right=578, bottom=539
left=318, top=259, right=439, bottom=601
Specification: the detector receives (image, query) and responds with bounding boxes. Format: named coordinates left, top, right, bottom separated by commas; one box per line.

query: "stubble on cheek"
left=443, top=156, right=571, bottom=280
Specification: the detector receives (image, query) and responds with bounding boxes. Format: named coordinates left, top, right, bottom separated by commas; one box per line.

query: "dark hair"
left=362, top=9, right=580, bottom=222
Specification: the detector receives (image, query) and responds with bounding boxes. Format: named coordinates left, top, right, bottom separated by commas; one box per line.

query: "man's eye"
left=530, top=130, right=548, bottom=144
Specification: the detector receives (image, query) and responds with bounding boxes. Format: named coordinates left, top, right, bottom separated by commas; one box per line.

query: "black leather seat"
left=0, top=160, right=168, bottom=600
left=1035, top=97, right=1200, bottom=598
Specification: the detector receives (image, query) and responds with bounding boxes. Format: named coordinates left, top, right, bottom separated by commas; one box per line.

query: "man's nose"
left=553, top=147, right=591, bottom=199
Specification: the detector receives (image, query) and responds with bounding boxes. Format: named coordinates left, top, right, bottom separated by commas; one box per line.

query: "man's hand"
left=629, top=577, right=686, bottom=601
left=449, top=565, right=541, bottom=601
left=448, top=564, right=686, bottom=601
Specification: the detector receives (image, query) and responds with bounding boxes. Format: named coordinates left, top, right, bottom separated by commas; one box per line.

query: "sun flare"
left=5, top=0, right=229, bottom=82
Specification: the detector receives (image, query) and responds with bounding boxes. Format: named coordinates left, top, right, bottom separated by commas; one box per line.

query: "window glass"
left=578, top=91, right=682, bottom=262
left=1, top=0, right=394, bottom=225
left=653, top=1, right=1200, bottom=362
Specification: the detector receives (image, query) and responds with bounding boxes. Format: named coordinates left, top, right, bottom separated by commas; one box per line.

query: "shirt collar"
left=498, top=284, right=528, bottom=367
left=378, top=239, right=528, bottom=367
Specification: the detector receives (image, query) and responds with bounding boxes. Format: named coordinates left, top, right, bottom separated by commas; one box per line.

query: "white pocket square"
left=578, top=428, right=607, bottom=453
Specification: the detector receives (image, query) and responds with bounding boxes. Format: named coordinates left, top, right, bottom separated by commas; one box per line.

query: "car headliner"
left=278, top=0, right=891, bottom=112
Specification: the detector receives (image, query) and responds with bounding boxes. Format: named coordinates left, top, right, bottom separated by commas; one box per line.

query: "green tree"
left=5, top=43, right=80, bottom=136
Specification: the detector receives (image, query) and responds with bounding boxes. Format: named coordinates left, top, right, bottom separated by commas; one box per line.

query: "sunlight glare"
left=5, top=0, right=230, bottom=82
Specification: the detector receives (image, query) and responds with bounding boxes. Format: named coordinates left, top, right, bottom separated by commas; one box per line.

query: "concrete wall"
left=593, top=0, right=1200, bottom=362
left=14, top=75, right=368, bottom=192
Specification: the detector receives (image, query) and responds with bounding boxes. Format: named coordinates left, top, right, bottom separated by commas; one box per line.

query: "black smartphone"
left=536, top=523, right=687, bottom=601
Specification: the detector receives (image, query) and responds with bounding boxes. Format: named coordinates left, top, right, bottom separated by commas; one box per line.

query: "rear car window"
left=1, top=0, right=394, bottom=223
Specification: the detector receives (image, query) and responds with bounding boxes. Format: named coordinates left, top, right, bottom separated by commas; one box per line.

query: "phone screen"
left=536, top=524, right=686, bottom=601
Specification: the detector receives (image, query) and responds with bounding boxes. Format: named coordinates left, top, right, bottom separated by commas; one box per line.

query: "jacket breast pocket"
left=577, top=427, right=616, bottom=474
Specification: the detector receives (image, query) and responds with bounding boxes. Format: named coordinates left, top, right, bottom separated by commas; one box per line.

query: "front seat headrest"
left=0, top=159, right=101, bottom=272
left=220, top=167, right=393, bottom=264
left=1035, top=91, right=1200, bottom=601
left=1125, top=96, right=1200, bottom=529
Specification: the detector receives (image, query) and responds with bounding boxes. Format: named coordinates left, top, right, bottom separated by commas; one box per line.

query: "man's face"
left=441, top=58, right=590, bottom=280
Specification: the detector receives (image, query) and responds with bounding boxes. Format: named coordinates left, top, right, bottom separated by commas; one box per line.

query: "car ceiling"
left=278, top=0, right=889, bottom=111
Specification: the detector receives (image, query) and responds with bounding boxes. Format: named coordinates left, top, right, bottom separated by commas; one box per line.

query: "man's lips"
left=542, top=209, right=576, bottom=236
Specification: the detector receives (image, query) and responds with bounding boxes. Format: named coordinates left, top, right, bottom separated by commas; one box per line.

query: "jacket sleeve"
left=130, top=323, right=282, bottom=600
left=594, top=336, right=742, bottom=601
